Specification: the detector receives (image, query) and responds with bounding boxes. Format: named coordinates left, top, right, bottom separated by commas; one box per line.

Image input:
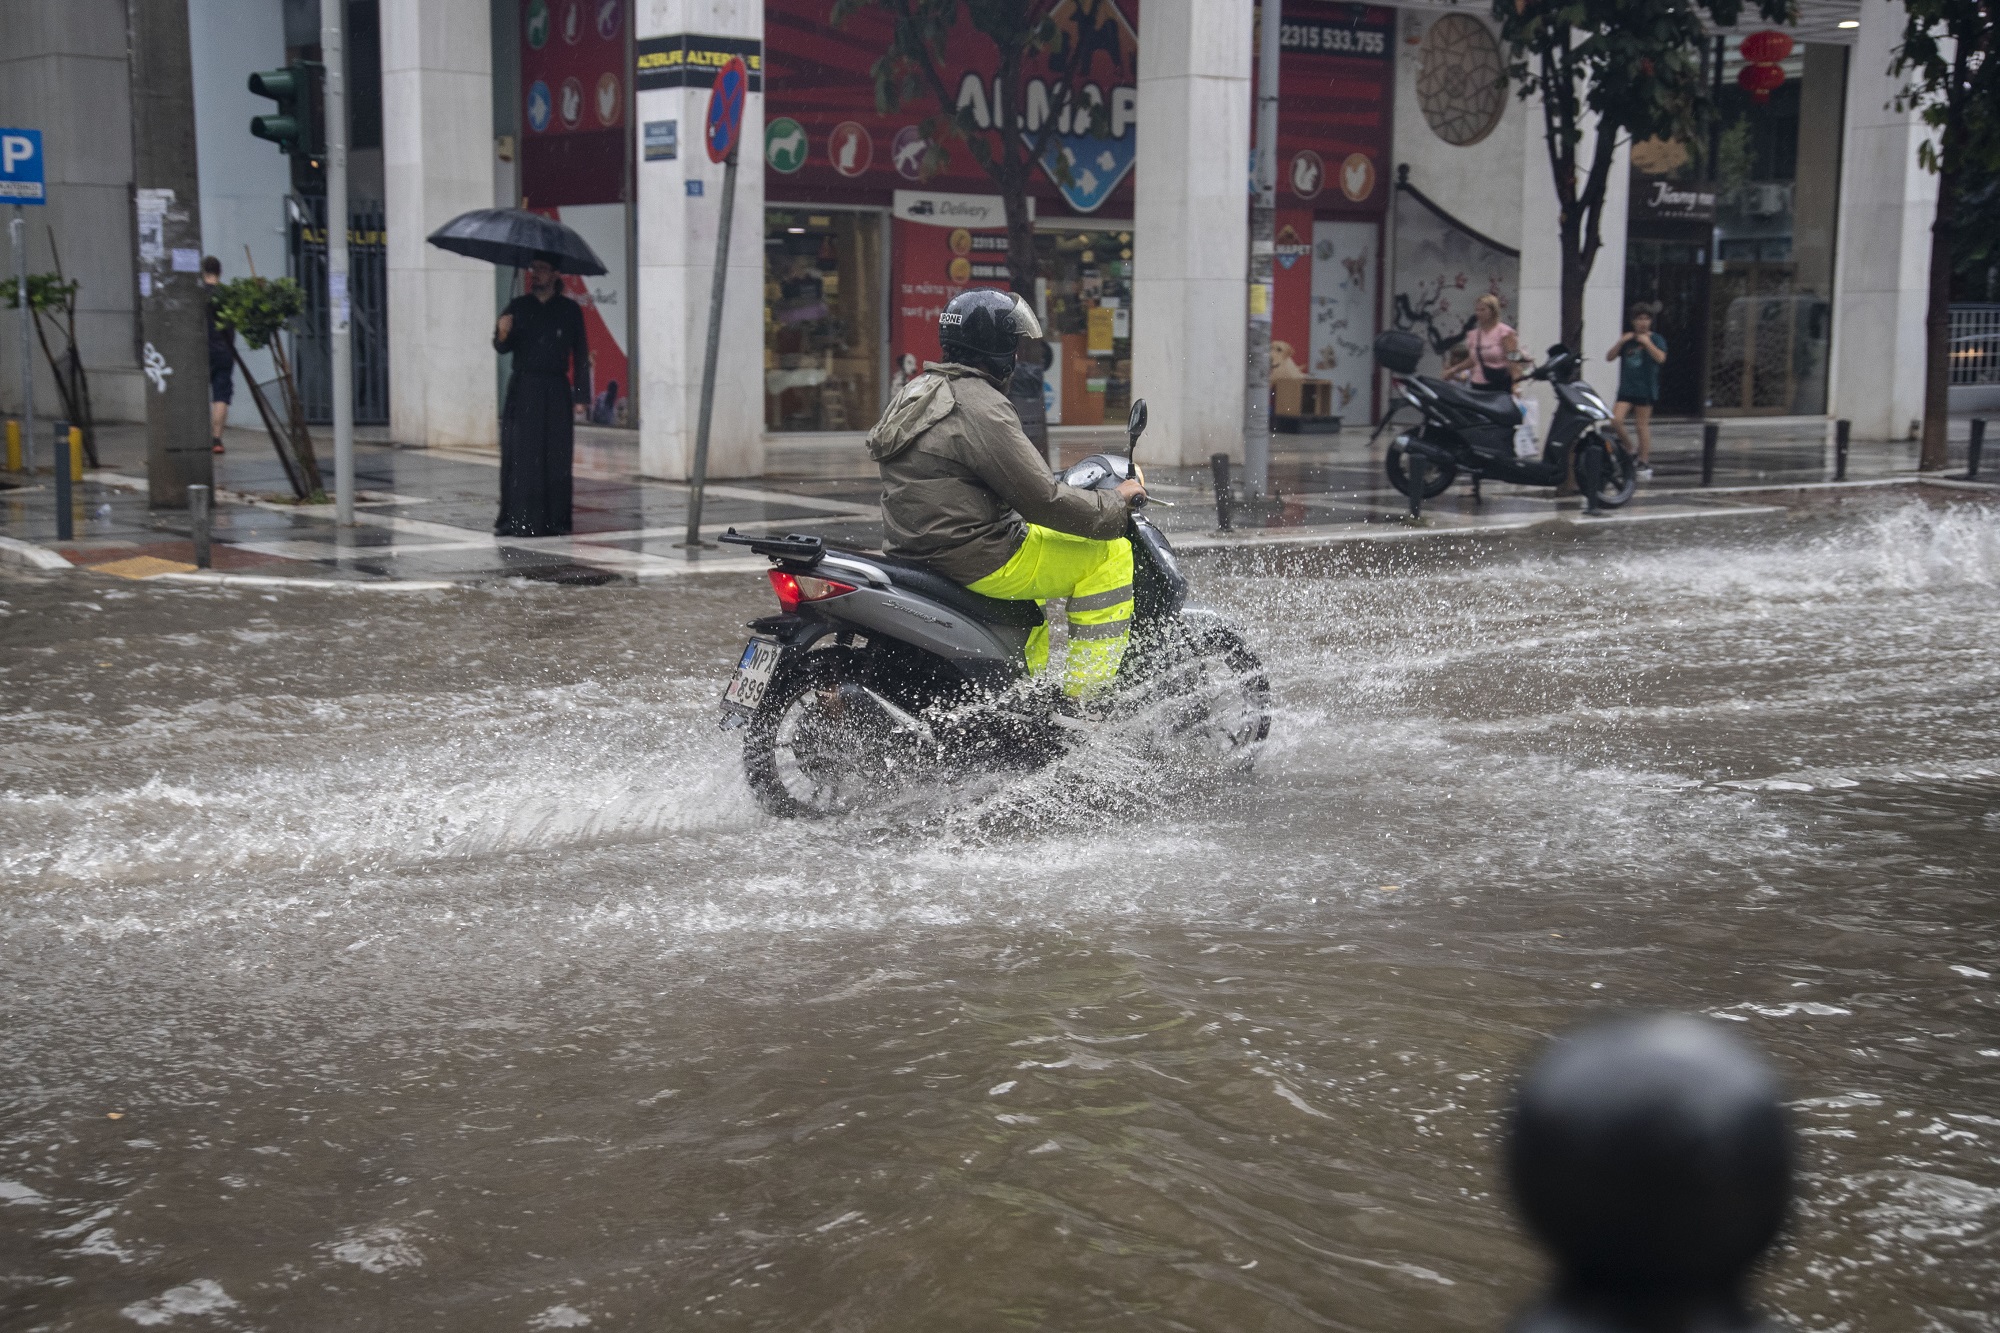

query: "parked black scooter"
left=715, top=400, right=1270, bottom=818
left=1373, top=330, right=1637, bottom=518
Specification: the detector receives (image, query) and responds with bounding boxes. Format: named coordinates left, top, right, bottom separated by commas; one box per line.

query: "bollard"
left=1210, top=453, right=1234, bottom=531
left=1835, top=418, right=1850, bottom=481
left=1507, top=1014, right=1791, bottom=1333
left=187, top=484, right=212, bottom=569
left=68, top=425, right=83, bottom=482
left=52, top=420, right=73, bottom=541
left=1700, top=421, right=1718, bottom=487
left=5, top=418, right=18, bottom=472
left=1968, top=418, right=1985, bottom=480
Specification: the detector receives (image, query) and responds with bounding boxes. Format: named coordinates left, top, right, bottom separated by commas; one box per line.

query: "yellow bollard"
left=5, top=419, right=19, bottom=472
left=69, top=426, right=84, bottom=481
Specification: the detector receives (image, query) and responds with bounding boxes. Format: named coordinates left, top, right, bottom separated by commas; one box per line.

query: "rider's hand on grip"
left=1115, top=477, right=1147, bottom=505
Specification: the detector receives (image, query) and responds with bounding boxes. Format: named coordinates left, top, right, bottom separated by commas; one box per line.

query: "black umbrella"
left=425, top=208, right=608, bottom=276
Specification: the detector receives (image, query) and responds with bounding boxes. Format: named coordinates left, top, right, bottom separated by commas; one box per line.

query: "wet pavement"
left=1, top=489, right=1995, bottom=1330
left=2, top=417, right=1979, bottom=588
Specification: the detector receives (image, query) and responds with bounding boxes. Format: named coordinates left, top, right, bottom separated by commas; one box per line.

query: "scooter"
left=715, top=400, right=1271, bottom=818
left=1373, top=332, right=1638, bottom=518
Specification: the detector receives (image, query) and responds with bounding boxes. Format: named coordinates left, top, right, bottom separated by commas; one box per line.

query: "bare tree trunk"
left=264, top=334, right=325, bottom=496
left=1002, top=163, right=1039, bottom=296
left=1560, top=239, right=1586, bottom=352
left=235, top=344, right=312, bottom=499
left=45, top=231, right=96, bottom=463
left=1921, top=167, right=1955, bottom=472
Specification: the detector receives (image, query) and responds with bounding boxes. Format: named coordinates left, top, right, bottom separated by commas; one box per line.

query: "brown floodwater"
left=1, top=493, right=1995, bottom=1331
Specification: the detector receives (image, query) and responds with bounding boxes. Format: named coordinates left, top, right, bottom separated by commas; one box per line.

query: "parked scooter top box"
left=1373, top=330, right=1424, bottom=375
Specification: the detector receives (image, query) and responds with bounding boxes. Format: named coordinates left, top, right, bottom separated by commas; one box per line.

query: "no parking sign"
left=705, top=57, right=747, bottom=163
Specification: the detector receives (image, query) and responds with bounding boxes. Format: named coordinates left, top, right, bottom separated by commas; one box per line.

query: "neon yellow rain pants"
left=968, top=524, right=1134, bottom=698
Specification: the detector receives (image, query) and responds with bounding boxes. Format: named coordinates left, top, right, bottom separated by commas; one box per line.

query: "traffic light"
left=248, top=63, right=319, bottom=159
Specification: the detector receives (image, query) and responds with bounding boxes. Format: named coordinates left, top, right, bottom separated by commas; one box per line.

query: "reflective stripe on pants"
left=967, top=524, right=1134, bottom=697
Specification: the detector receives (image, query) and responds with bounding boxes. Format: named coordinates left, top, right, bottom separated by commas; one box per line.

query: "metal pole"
left=1834, top=417, right=1850, bottom=481
left=187, top=483, right=211, bottom=567
left=1700, top=420, right=1718, bottom=486
left=1243, top=2, right=1280, bottom=502
left=323, top=0, right=354, bottom=525
left=12, top=210, right=31, bottom=475
left=1966, top=417, right=1984, bottom=479
left=1210, top=452, right=1233, bottom=531
left=53, top=419, right=72, bottom=539
left=683, top=150, right=737, bottom=549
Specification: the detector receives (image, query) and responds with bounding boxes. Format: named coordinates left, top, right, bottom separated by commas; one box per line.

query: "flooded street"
left=2, top=495, right=1995, bottom=1331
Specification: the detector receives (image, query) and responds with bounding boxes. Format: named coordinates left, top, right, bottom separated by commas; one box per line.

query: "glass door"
left=763, top=208, right=885, bottom=432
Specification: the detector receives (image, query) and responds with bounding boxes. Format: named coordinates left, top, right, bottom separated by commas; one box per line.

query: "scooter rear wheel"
left=1386, top=444, right=1458, bottom=501
left=743, top=652, right=924, bottom=818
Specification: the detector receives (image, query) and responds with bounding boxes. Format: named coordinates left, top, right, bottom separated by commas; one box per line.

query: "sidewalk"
left=0, top=414, right=1987, bottom=587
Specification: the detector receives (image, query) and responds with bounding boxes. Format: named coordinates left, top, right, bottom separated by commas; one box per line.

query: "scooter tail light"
left=767, top=569, right=855, bottom=612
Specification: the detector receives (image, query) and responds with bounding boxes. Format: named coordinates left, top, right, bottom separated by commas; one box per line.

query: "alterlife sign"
left=0, top=129, right=46, bottom=204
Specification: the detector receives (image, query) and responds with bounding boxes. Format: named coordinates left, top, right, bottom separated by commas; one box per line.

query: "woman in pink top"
left=1442, top=293, right=1520, bottom=392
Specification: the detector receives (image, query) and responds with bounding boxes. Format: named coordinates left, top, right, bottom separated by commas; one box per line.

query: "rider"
left=867, top=288, right=1147, bottom=703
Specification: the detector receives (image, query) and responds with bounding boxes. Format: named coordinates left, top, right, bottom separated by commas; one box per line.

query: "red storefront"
left=505, top=0, right=1396, bottom=433
left=758, top=0, right=1394, bottom=432
left=1266, top=4, right=1395, bottom=426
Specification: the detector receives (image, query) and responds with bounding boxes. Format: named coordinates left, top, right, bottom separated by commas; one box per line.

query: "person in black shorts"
left=1607, top=304, right=1666, bottom=479
left=203, top=256, right=233, bottom=455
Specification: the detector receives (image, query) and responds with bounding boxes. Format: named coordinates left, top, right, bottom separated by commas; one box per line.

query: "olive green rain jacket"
left=866, top=361, right=1128, bottom=586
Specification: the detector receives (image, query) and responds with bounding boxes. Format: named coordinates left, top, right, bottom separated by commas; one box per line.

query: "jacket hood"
left=866, top=362, right=985, bottom=461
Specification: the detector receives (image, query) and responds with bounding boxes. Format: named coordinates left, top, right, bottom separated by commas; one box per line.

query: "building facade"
left=0, top=0, right=1937, bottom=475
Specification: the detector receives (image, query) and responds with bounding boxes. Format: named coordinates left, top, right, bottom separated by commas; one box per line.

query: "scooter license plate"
left=721, top=637, right=782, bottom=714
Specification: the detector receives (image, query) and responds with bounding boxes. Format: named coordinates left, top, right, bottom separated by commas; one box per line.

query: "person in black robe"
left=492, top=254, right=590, bottom=536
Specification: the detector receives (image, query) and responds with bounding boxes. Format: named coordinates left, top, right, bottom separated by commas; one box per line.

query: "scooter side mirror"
left=1127, top=399, right=1148, bottom=444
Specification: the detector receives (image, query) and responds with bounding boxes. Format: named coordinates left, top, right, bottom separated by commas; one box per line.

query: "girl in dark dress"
left=492, top=254, right=590, bottom=536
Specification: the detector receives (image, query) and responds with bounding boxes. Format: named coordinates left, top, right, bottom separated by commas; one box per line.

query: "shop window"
left=1034, top=229, right=1133, bottom=426
left=1703, top=40, right=1840, bottom=416
left=764, top=210, right=884, bottom=432
left=1625, top=40, right=1843, bottom=417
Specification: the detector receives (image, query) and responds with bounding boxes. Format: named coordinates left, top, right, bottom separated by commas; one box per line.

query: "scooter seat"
left=1418, top=376, right=1522, bottom=425
left=872, top=556, right=1048, bottom=629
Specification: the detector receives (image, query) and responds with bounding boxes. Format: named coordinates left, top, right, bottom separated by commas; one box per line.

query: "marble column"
left=1130, top=0, right=1251, bottom=467
left=633, top=0, right=765, bottom=481
left=1829, top=0, right=1936, bottom=441
left=382, top=0, right=498, bottom=450
left=1515, top=109, right=1631, bottom=407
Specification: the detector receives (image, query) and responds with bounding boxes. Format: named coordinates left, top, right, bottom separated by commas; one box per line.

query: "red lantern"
left=1738, top=61, right=1787, bottom=102
left=1738, top=29, right=1795, bottom=63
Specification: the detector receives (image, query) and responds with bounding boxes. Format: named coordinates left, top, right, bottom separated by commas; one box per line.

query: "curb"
left=1169, top=500, right=1782, bottom=553
left=153, top=571, right=458, bottom=592
left=0, top=535, right=74, bottom=571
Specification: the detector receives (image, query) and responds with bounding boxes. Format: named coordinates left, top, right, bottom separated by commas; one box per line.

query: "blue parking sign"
left=0, top=129, right=45, bottom=204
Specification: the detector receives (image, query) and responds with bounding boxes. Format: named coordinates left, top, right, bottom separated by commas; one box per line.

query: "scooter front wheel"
left=1120, top=612, right=1271, bottom=771
left=1386, top=444, right=1458, bottom=501
left=1576, top=435, right=1639, bottom=510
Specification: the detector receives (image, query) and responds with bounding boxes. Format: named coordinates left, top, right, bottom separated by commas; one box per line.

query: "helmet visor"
left=1010, top=294, right=1044, bottom=342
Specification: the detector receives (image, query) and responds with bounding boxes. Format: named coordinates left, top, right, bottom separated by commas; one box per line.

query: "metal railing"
left=1950, top=304, right=2000, bottom=387
left=288, top=197, right=390, bottom=425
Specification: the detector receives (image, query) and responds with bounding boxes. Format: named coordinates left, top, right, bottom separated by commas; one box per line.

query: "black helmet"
left=939, top=288, right=1022, bottom=381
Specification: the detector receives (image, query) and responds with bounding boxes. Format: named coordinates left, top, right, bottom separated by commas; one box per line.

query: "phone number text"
left=1279, top=23, right=1388, bottom=57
